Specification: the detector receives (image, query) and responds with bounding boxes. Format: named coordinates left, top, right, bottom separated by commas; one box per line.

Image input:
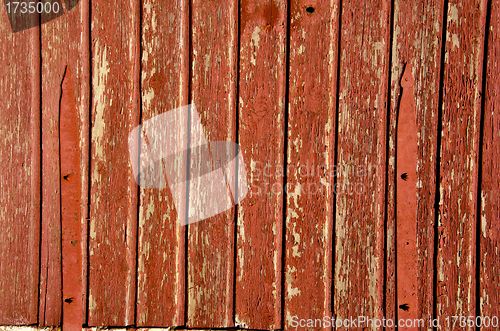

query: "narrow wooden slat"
left=136, top=0, right=189, bottom=326
left=39, top=0, right=90, bottom=325
left=0, top=12, right=40, bottom=326
left=59, top=67, right=83, bottom=330
left=436, top=0, right=487, bottom=320
left=388, top=0, right=444, bottom=323
left=284, top=1, right=338, bottom=328
left=479, top=0, right=498, bottom=321
left=235, top=1, right=286, bottom=329
left=334, top=0, right=390, bottom=321
left=395, top=67, right=419, bottom=324
left=88, top=0, right=141, bottom=325
left=187, top=0, right=238, bottom=327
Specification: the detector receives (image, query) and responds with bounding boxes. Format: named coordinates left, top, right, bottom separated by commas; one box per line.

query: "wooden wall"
left=0, top=0, right=498, bottom=329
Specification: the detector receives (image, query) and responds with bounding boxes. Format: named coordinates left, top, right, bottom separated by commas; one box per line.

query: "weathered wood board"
left=0, top=0, right=497, bottom=329
left=39, top=0, right=89, bottom=326
left=0, top=7, right=40, bottom=326
left=479, top=0, right=499, bottom=321
left=334, top=0, right=390, bottom=322
left=436, top=0, right=487, bottom=322
left=187, top=0, right=238, bottom=327
left=236, top=1, right=286, bottom=329
left=88, top=0, right=140, bottom=325
left=284, top=0, right=337, bottom=328
left=135, top=0, right=188, bottom=326
left=59, top=67, right=84, bottom=331
left=389, top=0, right=444, bottom=325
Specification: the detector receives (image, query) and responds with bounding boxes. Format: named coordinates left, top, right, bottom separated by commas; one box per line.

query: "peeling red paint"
left=0, top=0, right=497, bottom=329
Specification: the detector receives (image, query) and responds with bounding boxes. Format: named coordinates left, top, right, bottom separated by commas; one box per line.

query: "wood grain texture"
left=284, top=0, right=338, bottom=328
left=39, top=0, right=90, bottom=325
left=40, top=8, right=62, bottom=324
left=436, top=0, right=487, bottom=321
left=0, top=1, right=499, bottom=329
left=235, top=1, right=286, bottom=329
left=88, top=0, right=141, bottom=325
left=0, top=11, right=40, bottom=326
left=388, top=0, right=444, bottom=323
left=135, top=0, right=188, bottom=326
left=187, top=0, right=238, bottom=327
left=479, top=0, right=498, bottom=321
left=334, top=0, right=390, bottom=322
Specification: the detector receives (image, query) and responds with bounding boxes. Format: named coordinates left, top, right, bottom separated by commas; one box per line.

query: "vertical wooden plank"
left=436, top=0, right=487, bottom=320
left=284, top=0, right=337, bottom=327
left=235, top=1, right=286, bottom=329
left=334, top=0, right=390, bottom=322
left=395, top=67, right=419, bottom=326
left=60, top=67, right=84, bottom=330
left=479, top=0, right=498, bottom=321
left=39, top=0, right=90, bottom=325
left=388, top=0, right=444, bottom=323
left=187, top=0, right=238, bottom=327
left=88, top=0, right=140, bottom=325
left=0, top=10, right=40, bottom=326
left=135, top=0, right=188, bottom=326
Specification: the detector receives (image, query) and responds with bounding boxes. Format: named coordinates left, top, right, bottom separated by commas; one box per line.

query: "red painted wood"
left=187, top=0, right=238, bottom=327
left=88, top=0, right=141, bottom=325
left=334, top=0, right=391, bottom=322
left=235, top=1, right=286, bottom=329
left=284, top=1, right=338, bottom=328
left=388, top=0, right=444, bottom=324
left=0, top=1, right=499, bottom=328
left=60, top=67, right=84, bottom=331
left=0, top=13, right=40, bottom=325
left=396, top=66, right=419, bottom=325
left=436, top=0, right=487, bottom=321
left=39, top=1, right=90, bottom=325
left=39, top=33, right=62, bottom=330
left=479, top=0, right=499, bottom=321
left=135, top=0, right=188, bottom=326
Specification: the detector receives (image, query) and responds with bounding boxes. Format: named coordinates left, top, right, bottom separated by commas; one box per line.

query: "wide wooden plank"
left=334, top=0, right=390, bottom=322
left=135, top=0, right=188, bottom=326
left=0, top=11, right=40, bottom=326
left=39, top=0, right=90, bottom=325
left=187, top=0, right=238, bottom=327
left=235, top=1, right=286, bottom=329
left=436, top=0, right=487, bottom=321
left=88, top=0, right=141, bottom=325
left=388, top=0, right=444, bottom=323
left=479, top=0, right=499, bottom=322
left=284, top=1, right=338, bottom=328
